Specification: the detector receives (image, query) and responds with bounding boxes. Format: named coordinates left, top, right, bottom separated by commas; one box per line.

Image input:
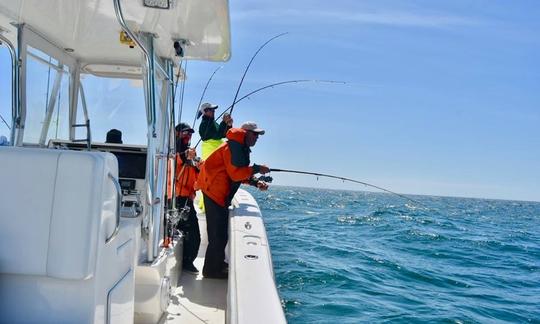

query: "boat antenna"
left=229, top=32, right=288, bottom=116
left=192, top=65, right=223, bottom=128
left=269, top=168, right=428, bottom=208
left=0, top=113, right=10, bottom=130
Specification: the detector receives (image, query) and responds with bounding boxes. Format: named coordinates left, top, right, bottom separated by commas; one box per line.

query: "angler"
left=197, top=102, right=233, bottom=159
left=196, top=121, right=270, bottom=278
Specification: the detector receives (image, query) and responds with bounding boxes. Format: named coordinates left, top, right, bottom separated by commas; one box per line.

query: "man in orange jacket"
left=196, top=121, right=270, bottom=279
left=174, top=123, right=201, bottom=274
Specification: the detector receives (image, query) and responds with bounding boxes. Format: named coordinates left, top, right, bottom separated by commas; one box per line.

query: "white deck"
left=165, top=213, right=227, bottom=324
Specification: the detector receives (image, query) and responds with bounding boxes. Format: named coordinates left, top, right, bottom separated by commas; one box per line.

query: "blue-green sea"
left=248, top=186, right=540, bottom=323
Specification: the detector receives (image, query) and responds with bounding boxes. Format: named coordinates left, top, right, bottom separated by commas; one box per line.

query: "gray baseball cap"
left=241, top=121, right=265, bottom=135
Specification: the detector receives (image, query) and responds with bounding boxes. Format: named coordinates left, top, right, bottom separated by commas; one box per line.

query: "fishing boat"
left=0, top=1, right=286, bottom=323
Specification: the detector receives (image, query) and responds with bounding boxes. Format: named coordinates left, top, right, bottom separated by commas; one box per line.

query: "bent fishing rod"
left=192, top=65, right=223, bottom=128
left=229, top=32, right=288, bottom=116
left=192, top=79, right=346, bottom=149
left=194, top=33, right=287, bottom=147
left=215, top=79, right=347, bottom=120
left=269, top=168, right=428, bottom=208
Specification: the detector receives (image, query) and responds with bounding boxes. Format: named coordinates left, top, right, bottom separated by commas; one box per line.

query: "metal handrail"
left=0, top=33, right=19, bottom=145
left=114, top=0, right=156, bottom=260
left=106, top=172, right=122, bottom=243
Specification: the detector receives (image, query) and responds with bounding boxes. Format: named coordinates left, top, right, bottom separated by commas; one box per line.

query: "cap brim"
left=183, top=129, right=195, bottom=133
left=253, top=129, right=265, bottom=135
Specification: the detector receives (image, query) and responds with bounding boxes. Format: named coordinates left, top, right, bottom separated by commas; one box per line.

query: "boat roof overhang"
left=0, top=0, right=231, bottom=68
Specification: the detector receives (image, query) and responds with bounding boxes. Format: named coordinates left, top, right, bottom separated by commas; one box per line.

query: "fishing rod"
left=192, top=65, right=222, bottom=128
left=0, top=113, right=10, bottom=130
left=192, top=79, right=346, bottom=149
left=269, top=168, right=427, bottom=208
left=215, top=79, right=347, bottom=120
left=164, top=59, right=183, bottom=245
left=229, top=32, right=288, bottom=115
left=194, top=33, right=287, bottom=149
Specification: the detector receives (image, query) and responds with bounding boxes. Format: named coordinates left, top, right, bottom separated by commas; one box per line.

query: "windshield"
left=0, top=47, right=11, bottom=144
left=23, top=46, right=70, bottom=145
left=79, top=74, right=146, bottom=145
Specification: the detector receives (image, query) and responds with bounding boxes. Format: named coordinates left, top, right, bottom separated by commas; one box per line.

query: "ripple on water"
left=248, top=187, right=540, bottom=323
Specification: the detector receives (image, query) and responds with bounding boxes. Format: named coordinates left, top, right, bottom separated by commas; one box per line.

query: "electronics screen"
left=112, top=152, right=147, bottom=179
left=119, top=179, right=136, bottom=191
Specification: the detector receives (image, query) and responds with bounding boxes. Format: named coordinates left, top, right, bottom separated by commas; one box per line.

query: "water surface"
left=248, top=186, right=540, bottom=323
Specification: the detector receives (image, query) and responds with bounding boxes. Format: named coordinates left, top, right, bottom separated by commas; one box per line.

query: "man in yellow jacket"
left=197, top=102, right=233, bottom=159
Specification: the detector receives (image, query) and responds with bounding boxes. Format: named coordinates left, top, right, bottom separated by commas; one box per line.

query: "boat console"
left=49, top=140, right=147, bottom=219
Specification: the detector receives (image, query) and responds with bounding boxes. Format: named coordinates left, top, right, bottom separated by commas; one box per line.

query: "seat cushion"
left=0, top=147, right=118, bottom=280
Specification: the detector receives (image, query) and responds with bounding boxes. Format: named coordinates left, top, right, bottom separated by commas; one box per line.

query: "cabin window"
left=79, top=74, right=146, bottom=145
left=0, top=46, right=11, bottom=141
left=23, top=46, right=70, bottom=145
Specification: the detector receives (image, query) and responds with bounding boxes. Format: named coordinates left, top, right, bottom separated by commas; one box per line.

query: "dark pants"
left=202, top=195, right=229, bottom=276
left=176, top=197, right=200, bottom=266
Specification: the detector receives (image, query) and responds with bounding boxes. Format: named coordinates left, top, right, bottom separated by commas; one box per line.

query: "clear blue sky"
left=1, top=0, right=539, bottom=201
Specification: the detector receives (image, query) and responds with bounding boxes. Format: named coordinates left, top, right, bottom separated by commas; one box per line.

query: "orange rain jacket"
left=166, top=152, right=199, bottom=200
left=175, top=154, right=198, bottom=200
left=196, top=128, right=260, bottom=207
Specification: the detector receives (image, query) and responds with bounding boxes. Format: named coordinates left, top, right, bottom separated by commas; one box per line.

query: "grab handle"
left=106, top=172, right=122, bottom=243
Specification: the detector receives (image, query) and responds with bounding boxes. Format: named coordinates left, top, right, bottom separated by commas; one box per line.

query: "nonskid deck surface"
left=165, top=213, right=227, bottom=324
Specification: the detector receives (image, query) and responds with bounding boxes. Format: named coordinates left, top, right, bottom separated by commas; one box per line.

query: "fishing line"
left=216, top=79, right=347, bottom=120
left=192, top=65, right=223, bottom=129
left=229, top=32, right=288, bottom=116
left=195, top=33, right=288, bottom=149
left=269, top=168, right=428, bottom=208
left=192, top=79, right=346, bottom=149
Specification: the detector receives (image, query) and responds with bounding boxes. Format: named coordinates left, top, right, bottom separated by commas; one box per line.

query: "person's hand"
left=257, top=181, right=269, bottom=191
left=258, top=164, right=270, bottom=174
left=186, top=148, right=196, bottom=160
left=194, top=157, right=202, bottom=168
left=223, top=113, right=233, bottom=126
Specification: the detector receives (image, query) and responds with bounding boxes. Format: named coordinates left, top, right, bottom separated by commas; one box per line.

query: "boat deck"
left=165, top=213, right=228, bottom=324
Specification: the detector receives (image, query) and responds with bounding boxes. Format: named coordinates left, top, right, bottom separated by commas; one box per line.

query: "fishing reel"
left=167, top=208, right=181, bottom=227
left=257, top=175, right=273, bottom=183
left=178, top=205, right=191, bottom=221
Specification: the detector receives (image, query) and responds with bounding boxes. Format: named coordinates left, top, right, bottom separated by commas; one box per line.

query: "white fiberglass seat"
left=0, top=147, right=137, bottom=324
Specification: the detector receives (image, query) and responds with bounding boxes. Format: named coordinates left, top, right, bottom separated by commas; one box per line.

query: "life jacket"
left=196, top=128, right=254, bottom=207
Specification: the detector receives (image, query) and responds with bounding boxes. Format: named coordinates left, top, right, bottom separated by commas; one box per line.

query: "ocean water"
left=247, top=186, right=540, bottom=323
